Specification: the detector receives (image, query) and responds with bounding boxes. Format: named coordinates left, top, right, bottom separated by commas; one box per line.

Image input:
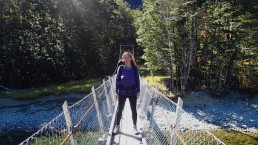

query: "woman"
left=114, top=52, right=140, bottom=135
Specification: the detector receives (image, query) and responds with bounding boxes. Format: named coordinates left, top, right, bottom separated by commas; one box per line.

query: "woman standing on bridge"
left=114, top=51, right=140, bottom=135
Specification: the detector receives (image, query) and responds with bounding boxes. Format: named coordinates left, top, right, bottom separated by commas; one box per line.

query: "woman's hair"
left=122, top=52, right=136, bottom=66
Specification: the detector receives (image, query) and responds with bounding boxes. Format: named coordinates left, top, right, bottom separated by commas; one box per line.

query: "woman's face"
left=123, top=53, right=131, bottom=64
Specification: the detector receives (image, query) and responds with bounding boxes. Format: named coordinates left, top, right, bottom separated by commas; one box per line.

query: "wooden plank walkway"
left=111, top=100, right=146, bottom=145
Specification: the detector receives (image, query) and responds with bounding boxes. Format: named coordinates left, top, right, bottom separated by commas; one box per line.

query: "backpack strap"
left=132, top=65, right=139, bottom=89
left=117, top=65, right=124, bottom=82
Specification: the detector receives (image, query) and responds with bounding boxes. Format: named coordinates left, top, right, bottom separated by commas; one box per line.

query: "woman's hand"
left=116, top=93, right=120, bottom=100
left=137, top=92, right=140, bottom=99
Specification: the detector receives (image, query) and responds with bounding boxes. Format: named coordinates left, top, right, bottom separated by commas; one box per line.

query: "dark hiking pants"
left=116, top=95, right=137, bottom=126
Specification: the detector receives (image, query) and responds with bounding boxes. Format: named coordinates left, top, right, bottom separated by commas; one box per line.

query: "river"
left=0, top=91, right=257, bottom=145
left=0, top=93, right=86, bottom=145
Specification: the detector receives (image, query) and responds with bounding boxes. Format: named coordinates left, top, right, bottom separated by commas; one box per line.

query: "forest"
left=1, top=0, right=258, bottom=95
left=1, top=0, right=139, bottom=88
left=133, top=0, right=258, bottom=95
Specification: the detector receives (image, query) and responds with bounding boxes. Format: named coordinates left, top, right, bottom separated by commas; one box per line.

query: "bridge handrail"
left=19, top=75, right=225, bottom=145
left=19, top=76, right=116, bottom=145
left=105, top=101, right=118, bottom=145
left=138, top=77, right=225, bottom=145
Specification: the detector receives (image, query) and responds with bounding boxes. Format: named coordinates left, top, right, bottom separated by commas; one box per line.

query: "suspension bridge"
left=19, top=76, right=225, bottom=145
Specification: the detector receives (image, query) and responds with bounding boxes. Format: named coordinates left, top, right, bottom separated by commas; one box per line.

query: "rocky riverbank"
left=182, top=90, right=258, bottom=133
left=1, top=91, right=257, bottom=145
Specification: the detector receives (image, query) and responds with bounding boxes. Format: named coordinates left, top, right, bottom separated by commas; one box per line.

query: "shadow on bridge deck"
left=111, top=100, right=146, bottom=145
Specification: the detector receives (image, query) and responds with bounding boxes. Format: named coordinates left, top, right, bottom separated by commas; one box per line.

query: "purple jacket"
left=115, top=65, right=140, bottom=96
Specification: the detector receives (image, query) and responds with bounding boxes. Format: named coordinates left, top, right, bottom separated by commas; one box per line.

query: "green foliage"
left=27, top=131, right=100, bottom=145
left=211, top=130, right=258, bottom=145
left=0, top=0, right=138, bottom=89
left=134, top=0, right=168, bottom=71
left=135, top=0, right=258, bottom=94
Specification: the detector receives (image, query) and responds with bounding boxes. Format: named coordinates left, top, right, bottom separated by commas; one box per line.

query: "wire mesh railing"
left=19, top=76, right=116, bottom=145
left=20, top=75, right=225, bottom=145
left=138, top=77, right=225, bottom=145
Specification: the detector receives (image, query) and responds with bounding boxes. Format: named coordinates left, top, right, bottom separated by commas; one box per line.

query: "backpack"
left=113, top=59, right=125, bottom=75
left=117, top=65, right=139, bottom=90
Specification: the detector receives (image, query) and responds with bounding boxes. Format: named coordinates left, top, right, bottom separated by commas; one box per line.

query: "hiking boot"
left=113, top=125, right=120, bottom=134
left=133, top=125, right=139, bottom=135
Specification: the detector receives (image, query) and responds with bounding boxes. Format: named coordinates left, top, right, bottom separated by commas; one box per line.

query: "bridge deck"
left=111, top=100, right=146, bottom=145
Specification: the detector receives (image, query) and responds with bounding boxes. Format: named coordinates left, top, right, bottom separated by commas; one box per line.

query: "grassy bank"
left=139, top=68, right=169, bottom=90
left=211, top=130, right=258, bottom=145
left=0, top=77, right=105, bottom=99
